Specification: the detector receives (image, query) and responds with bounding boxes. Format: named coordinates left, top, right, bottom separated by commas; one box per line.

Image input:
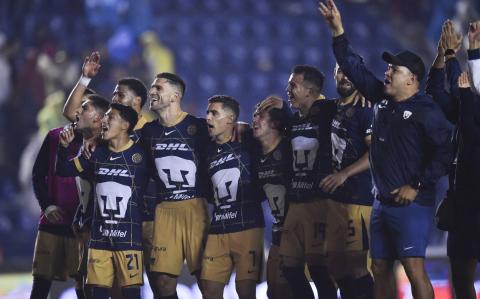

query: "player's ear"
left=133, top=96, right=142, bottom=109
left=173, top=91, right=181, bottom=103
left=121, top=119, right=129, bottom=131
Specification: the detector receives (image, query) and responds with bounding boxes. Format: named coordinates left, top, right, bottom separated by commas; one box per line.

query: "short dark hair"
left=156, top=72, right=186, bottom=96
left=110, top=103, right=138, bottom=133
left=118, top=77, right=148, bottom=108
left=86, top=94, right=110, bottom=116
left=255, top=96, right=289, bottom=135
left=208, top=95, right=240, bottom=121
left=292, top=65, right=325, bottom=96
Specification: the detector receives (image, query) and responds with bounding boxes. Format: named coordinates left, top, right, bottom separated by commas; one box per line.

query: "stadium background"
left=0, top=0, right=479, bottom=298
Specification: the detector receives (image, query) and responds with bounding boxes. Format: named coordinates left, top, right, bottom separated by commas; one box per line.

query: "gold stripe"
left=74, top=157, right=84, bottom=172
left=134, top=115, right=148, bottom=131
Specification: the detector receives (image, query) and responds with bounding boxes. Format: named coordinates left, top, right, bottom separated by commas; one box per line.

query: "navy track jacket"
left=332, top=34, right=453, bottom=206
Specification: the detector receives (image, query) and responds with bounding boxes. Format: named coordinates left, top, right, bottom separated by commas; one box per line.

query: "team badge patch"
left=273, top=149, right=282, bottom=161
left=403, top=110, right=412, bottom=119
left=132, top=153, right=143, bottom=164
left=187, top=125, right=197, bottom=135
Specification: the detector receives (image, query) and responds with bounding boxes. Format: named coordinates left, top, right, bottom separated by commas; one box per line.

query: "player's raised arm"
left=426, top=20, right=461, bottom=122
left=63, top=51, right=101, bottom=122
left=319, top=0, right=384, bottom=103
left=467, top=21, right=480, bottom=95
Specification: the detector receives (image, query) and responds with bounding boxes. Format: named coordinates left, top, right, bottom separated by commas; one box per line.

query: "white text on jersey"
left=98, top=168, right=131, bottom=177
left=154, top=143, right=190, bottom=151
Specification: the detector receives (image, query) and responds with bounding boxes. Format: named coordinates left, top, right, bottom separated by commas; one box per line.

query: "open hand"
left=468, top=21, right=480, bottom=50
left=82, top=51, right=101, bottom=78
left=442, top=20, right=462, bottom=53
left=318, top=0, right=344, bottom=37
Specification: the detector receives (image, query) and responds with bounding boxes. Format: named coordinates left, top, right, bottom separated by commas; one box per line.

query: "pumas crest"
left=403, top=110, right=412, bottom=119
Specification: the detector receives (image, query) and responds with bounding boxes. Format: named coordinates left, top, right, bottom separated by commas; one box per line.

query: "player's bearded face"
left=335, top=68, right=356, bottom=98
left=112, top=84, right=135, bottom=108
left=149, top=78, right=175, bottom=111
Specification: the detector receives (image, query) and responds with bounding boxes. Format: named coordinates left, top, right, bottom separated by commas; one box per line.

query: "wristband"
left=79, top=75, right=92, bottom=87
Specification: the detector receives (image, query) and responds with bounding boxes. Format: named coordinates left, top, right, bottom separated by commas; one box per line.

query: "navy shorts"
left=370, top=199, right=434, bottom=259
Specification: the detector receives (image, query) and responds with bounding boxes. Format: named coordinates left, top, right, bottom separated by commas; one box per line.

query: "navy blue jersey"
left=255, top=138, right=292, bottom=245
left=289, top=100, right=336, bottom=202
left=131, top=115, right=158, bottom=221
left=57, top=140, right=148, bottom=251
left=141, top=113, right=210, bottom=203
left=207, top=134, right=265, bottom=234
left=330, top=101, right=374, bottom=205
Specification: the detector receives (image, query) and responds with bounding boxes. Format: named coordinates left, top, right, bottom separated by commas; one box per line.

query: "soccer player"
left=200, top=95, right=264, bottom=299
left=319, top=64, right=374, bottom=298
left=252, top=96, right=293, bottom=299
left=30, top=117, right=85, bottom=299
left=320, top=1, right=453, bottom=298
left=72, top=92, right=110, bottom=298
left=141, top=72, right=210, bottom=299
left=257, top=66, right=338, bottom=298
left=63, top=51, right=156, bottom=296
left=56, top=103, right=147, bottom=299
left=282, top=65, right=338, bottom=298
left=427, top=20, right=480, bottom=299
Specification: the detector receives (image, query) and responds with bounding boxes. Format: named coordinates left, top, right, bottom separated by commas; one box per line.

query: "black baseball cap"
left=382, top=50, right=425, bottom=81
left=110, top=103, right=138, bottom=133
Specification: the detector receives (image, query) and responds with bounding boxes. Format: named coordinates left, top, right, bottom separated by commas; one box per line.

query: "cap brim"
left=382, top=51, right=401, bottom=65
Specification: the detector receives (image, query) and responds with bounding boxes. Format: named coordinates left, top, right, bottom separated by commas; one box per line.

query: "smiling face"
left=334, top=66, right=356, bottom=98
left=286, top=73, right=312, bottom=111
left=206, top=102, right=234, bottom=141
left=149, top=78, right=179, bottom=112
left=101, top=108, right=128, bottom=141
left=383, top=64, right=416, bottom=99
left=75, top=99, right=101, bottom=132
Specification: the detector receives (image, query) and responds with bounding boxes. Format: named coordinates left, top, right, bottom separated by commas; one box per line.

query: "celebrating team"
left=29, top=0, right=480, bottom=299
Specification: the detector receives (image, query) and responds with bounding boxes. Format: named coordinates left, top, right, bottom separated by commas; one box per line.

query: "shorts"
left=370, top=200, right=434, bottom=259
left=201, top=228, right=264, bottom=284
left=150, top=198, right=209, bottom=275
left=279, top=200, right=330, bottom=264
left=86, top=248, right=143, bottom=287
left=327, top=201, right=371, bottom=252
left=32, top=230, right=79, bottom=281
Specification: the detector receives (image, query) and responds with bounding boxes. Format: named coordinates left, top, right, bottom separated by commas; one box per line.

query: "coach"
left=319, top=1, right=453, bottom=299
